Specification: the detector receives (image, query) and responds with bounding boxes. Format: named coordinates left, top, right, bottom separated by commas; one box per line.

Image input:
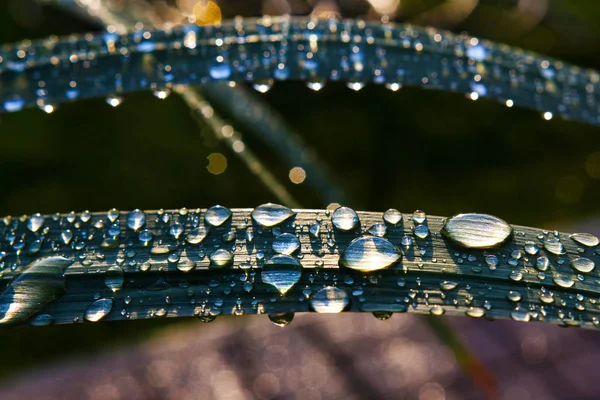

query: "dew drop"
left=368, top=223, right=387, bottom=237
left=61, top=230, right=74, bottom=245
left=251, top=203, right=295, bottom=228
left=440, top=281, right=458, bottom=291
left=177, top=260, right=196, bottom=273
left=127, top=209, right=145, bottom=231
left=553, top=274, right=574, bottom=288
left=507, top=290, right=522, bottom=302
left=570, top=233, right=599, bottom=247
left=27, top=213, right=45, bottom=233
left=186, top=226, right=208, bottom=245
left=441, top=213, right=512, bottom=249
left=510, top=308, right=531, bottom=322
left=339, top=236, right=401, bottom=272
left=544, top=238, right=566, bottom=256
left=105, top=266, right=124, bottom=292
left=465, top=307, right=485, bottom=318
left=209, top=249, right=233, bottom=268
left=272, top=233, right=300, bottom=255
left=429, top=305, right=445, bottom=316
left=268, top=312, right=294, bottom=327
left=383, top=209, right=402, bottom=225
left=571, top=257, right=595, bottom=273
left=30, top=314, right=55, bottom=326
left=310, top=287, right=349, bottom=313
left=331, top=207, right=359, bottom=231
left=524, top=241, right=539, bottom=256
left=205, top=205, right=232, bottom=227
left=261, top=255, right=302, bottom=294
left=85, top=298, right=114, bottom=322
left=485, top=255, right=499, bottom=268
left=169, top=224, right=184, bottom=240
left=536, top=256, right=549, bottom=271
left=414, top=225, right=430, bottom=239
left=107, top=208, right=120, bottom=223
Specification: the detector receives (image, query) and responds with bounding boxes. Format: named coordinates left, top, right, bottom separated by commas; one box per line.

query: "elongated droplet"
left=570, top=233, right=599, bottom=247
left=252, top=203, right=295, bottom=228
left=169, top=223, right=184, bottom=239
left=210, top=249, right=233, bottom=268
left=466, top=307, right=485, bottom=318
left=571, top=257, right=595, bottom=273
left=331, top=207, right=359, bottom=231
left=272, top=233, right=300, bottom=255
left=340, top=236, right=401, bottom=272
left=383, top=209, right=402, bottom=225
left=261, top=255, right=302, bottom=294
left=30, top=314, right=55, bottom=326
left=544, top=238, right=566, bottom=256
left=27, top=213, right=45, bottom=233
left=553, top=274, right=574, bottom=288
left=85, top=298, right=114, bottom=322
left=440, top=281, right=458, bottom=291
left=186, top=226, right=208, bottom=245
left=268, top=312, right=294, bottom=327
left=310, top=287, right=349, bottom=313
left=127, top=209, right=145, bottom=231
left=205, top=205, right=232, bottom=227
left=105, top=266, right=124, bottom=292
left=0, top=256, right=74, bottom=326
left=441, top=213, right=513, bottom=249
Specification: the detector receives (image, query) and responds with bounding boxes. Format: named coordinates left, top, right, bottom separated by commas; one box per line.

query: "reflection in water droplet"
left=441, top=213, right=512, bottom=249
left=27, top=213, right=45, bottom=233
left=571, top=257, right=595, bottom=273
left=414, top=225, right=429, bottom=239
left=331, top=207, right=359, bottom=231
left=310, top=287, right=349, bottom=313
left=105, top=266, right=124, bottom=292
left=524, top=241, right=539, bottom=256
left=261, top=255, right=302, bottom=294
left=85, top=298, right=114, bottom=322
left=412, top=210, right=427, bottom=224
left=544, top=239, right=566, bottom=256
left=186, top=226, right=208, bottom=245
left=210, top=249, right=233, bottom=268
left=177, top=260, right=196, bottom=272
left=169, top=223, right=184, bottom=239
left=466, top=307, right=485, bottom=318
left=127, top=209, right=146, bottom=231
left=251, top=203, right=295, bottom=227
left=383, top=209, right=402, bottom=225
left=0, top=256, right=73, bottom=326
left=268, top=312, right=294, bottom=327
left=510, top=308, right=531, bottom=322
left=570, top=233, right=599, bottom=247
left=368, top=224, right=387, bottom=237
left=553, top=274, right=574, bottom=288
left=107, top=208, right=120, bottom=223
left=507, top=291, right=522, bottom=302
left=536, top=256, right=549, bottom=271
left=205, top=205, right=232, bottom=227
left=340, top=236, right=401, bottom=272
left=61, top=230, right=74, bottom=245
left=272, top=233, right=300, bottom=255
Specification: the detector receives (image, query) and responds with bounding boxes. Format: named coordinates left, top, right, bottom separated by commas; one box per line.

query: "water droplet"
left=309, top=223, right=320, bottom=237
left=429, top=305, right=445, bottom=316
left=61, top=230, right=73, bottom=245
left=524, top=241, right=539, bottom=256
left=553, top=274, right=574, bottom=288
left=107, top=208, right=120, bottom=223
left=570, top=233, right=599, bottom=247
left=544, top=238, right=566, bottom=256
left=268, top=312, right=294, bottom=327
left=209, top=249, right=233, bottom=268
left=105, top=266, right=124, bottom=292
left=536, top=256, right=549, bottom=271
left=205, top=205, right=232, bottom=227
left=412, top=210, right=427, bottom=224
left=272, top=233, right=300, bottom=255
left=368, top=223, right=387, bottom=237
left=27, top=213, right=45, bottom=233
left=261, top=255, right=302, bottom=294
left=331, top=207, right=359, bottom=231
left=186, top=226, right=208, bottom=245
left=310, top=287, right=349, bottom=313
left=441, top=213, right=512, bottom=249
left=251, top=203, right=295, bottom=228
left=169, top=223, right=184, bottom=239
left=571, top=257, right=595, bottom=273
left=340, top=236, right=401, bottom=272
left=507, top=291, right=522, bottom=302
left=465, top=307, right=485, bottom=318
left=414, top=225, right=430, bottom=239
left=30, top=314, right=55, bottom=326
left=440, top=281, right=458, bottom=291
left=138, top=229, right=153, bottom=245
left=383, top=209, right=402, bottom=225
left=306, top=80, right=326, bottom=91
left=177, top=260, right=196, bottom=272
left=127, top=209, right=145, bottom=231
left=401, top=236, right=413, bottom=247
left=485, top=255, right=499, bottom=268
left=510, top=308, right=531, bottom=322
left=85, top=298, right=114, bottom=322
left=0, top=256, right=73, bottom=326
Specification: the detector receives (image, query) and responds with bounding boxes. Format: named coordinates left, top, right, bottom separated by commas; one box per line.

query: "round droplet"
left=383, top=209, right=402, bottom=225
left=138, top=229, right=153, bottom=244
left=105, top=266, right=124, bottom=292
left=340, top=236, right=401, bottom=272
left=553, top=274, right=574, bottom=288
left=268, top=312, right=294, bottom=327
left=571, top=257, right=595, bottom=273
left=205, top=205, right=232, bottom=227
left=251, top=203, right=295, bottom=228
left=510, top=308, right=531, bottom=322
left=544, top=238, right=566, bottom=256
left=441, top=213, right=512, bottom=249
left=209, top=249, right=233, bottom=268
left=485, top=255, right=499, bottom=268
left=429, top=305, right=445, bottom=316
left=465, top=307, right=485, bottom=318
left=310, top=287, right=349, bottom=313
left=107, top=208, right=120, bottom=223
left=85, top=298, right=114, bottom=322
left=412, top=210, right=427, bottom=224
left=414, top=225, right=430, bottom=239
left=272, top=233, right=300, bottom=255
left=570, top=233, right=599, bottom=247
left=169, top=223, right=184, bottom=239
left=186, top=226, right=208, bottom=245
left=507, top=290, right=522, bottom=302
left=127, top=209, right=146, bottom=231
left=368, top=223, right=387, bottom=237
left=261, top=255, right=302, bottom=294
left=27, top=213, right=45, bottom=232
left=331, top=207, right=359, bottom=231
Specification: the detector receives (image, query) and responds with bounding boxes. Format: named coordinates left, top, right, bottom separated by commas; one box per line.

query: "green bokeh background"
left=1, top=0, right=600, bottom=382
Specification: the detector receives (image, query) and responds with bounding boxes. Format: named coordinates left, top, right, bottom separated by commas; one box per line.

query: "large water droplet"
left=205, top=205, right=232, bottom=227
left=85, top=298, right=114, bottom=322
left=553, top=274, right=574, bottom=288
left=331, top=207, right=359, bottom=231
left=169, top=224, right=184, bottom=240
left=510, top=308, right=531, bottom=322
left=268, top=312, right=294, bottom=327
left=272, top=233, right=300, bottom=255
left=261, top=255, right=302, bottom=294
left=0, top=256, right=74, bottom=326
left=414, top=225, right=430, bottom=239
left=441, top=213, right=512, bottom=249
left=570, top=233, right=599, bottom=247
left=310, top=287, right=349, bottom=313
left=186, top=226, right=208, bottom=245
left=383, top=209, right=402, bottom=225
left=339, top=236, right=401, bottom=272
left=465, top=307, right=485, bottom=318
left=544, top=238, right=566, bottom=256
left=536, top=256, right=549, bottom=271
left=571, top=257, right=595, bottom=273
left=210, top=249, right=233, bottom=268
left=251, top=203, right=295, bottom=228
left=127, top=209, right=145, bottom=231
left=105, top=266, right=124, bottom=292
left=27, top=213, right=45, bottom=233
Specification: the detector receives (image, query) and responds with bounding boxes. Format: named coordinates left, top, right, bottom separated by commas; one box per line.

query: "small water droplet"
left=85, top=298, right=114, bottom=322
left=544, top=238, right=566, bottom=256
left=368, top=223, right=387, bottom=237
left=268, top=312, right=294, bottom=327
left=429, top=305, right=445, bottom=316
left=251, top=203, right=295, bottom=228
left=261, top=255, right=302, bottom=294
left=169, top=223, right=184, bottom=239
left=272, top=233, right=300, bottom=255
left=485, top=254, right=499, bottom=268
left=536, top=256, right=549, bottom=271
left=27, top=213, right=45, bottom=233
left=553, top=274, right=574, bottom=288
left=105, top=266, right=124, bottom=292
left=507, top=290, right=522, bottom=302
left=465, top=307, right=485, bottom=318
left=414, top=225, right=430, bottom=239
left=310, top=287, right=349, bottom=313
left=510, top=308, right=531, bottom=322
left=383, top=209, right=402, bottom=225
left=441, top=213, right=512, bottom=249
left=186, top=226, right=208, bottom=245
left=412, top=210, right=427, bottom=224
left=209, top=249, right=233, bottom=268
left=340, top=236, right=401, bottom=272
left=524, top=241, right=539, bottom=256
left=331, top=207, right=359, bottom=231
left=177, top=260, right=196, bottom=273
left=127, top=209, right=145, bottom=231
left=205, top=205, right=232, bottom=227
left=107, top=208, right=120, bottom=223
left=571, top=257, right=595, bottom=273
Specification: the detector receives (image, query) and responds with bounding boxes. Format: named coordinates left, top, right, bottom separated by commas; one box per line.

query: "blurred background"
left=2, top=0, right=600, bottom=399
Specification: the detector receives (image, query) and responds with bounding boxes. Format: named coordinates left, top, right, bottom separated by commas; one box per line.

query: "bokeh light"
left=289, top=167, right=306, bottom=184
left=207, top=153, right=227, bottom=174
